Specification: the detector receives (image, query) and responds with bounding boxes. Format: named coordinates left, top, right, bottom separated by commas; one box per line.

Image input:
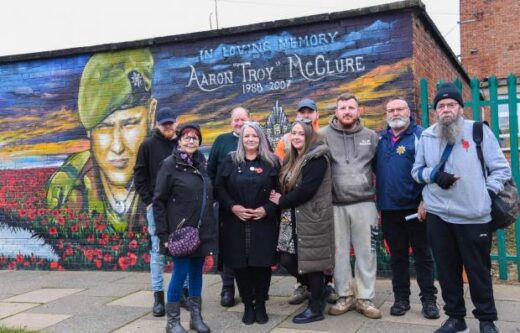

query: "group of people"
left=135, top=83, right=511, bottom=333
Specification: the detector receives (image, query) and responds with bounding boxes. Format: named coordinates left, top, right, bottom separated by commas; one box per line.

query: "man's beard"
left=387, top=116, right=409, bottom=130
left=436, top=113, right=463, bottom=144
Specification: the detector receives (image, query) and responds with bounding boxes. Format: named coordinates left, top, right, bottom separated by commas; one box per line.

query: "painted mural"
left=0, top=12, right=413, bottom=271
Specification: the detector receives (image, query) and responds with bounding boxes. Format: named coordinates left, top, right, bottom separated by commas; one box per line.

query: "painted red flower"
left=57, top=215, right=66, bottom=226
left=141, top=253, right=150, bottom=264
left=50, top=261, right=59, bottom=270
left=27, top=208, right=36, bottom=220
left=16, top=254, right=24, bottom=263
left=84, top=249, right=94, bottom=261
left=70, top=223, right=80, bottom=233
left=94, top=259, right=103, bottom=270
left=127, top=252, right=138, bottom=266
left=118, top=257, right=130, bottom=270
left=103, top=253, right=113, bottom=263
left=95, top=222, right=106, bottom=231
left=64, top=248, right=73, bottom=256
left=49, top=227, right=58, bottom=236
left=128, top=239, right=138, bottom=250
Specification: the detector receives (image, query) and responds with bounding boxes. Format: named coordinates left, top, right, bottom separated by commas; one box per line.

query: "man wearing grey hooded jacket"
left=412, top=83, right=510, bottom=333
left=321, top=92, right=381, bottom=319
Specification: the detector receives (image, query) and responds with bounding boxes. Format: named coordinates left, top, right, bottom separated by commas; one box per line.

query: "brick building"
left=0, top=0, right=468, bottom=272
left=460, top=0, right=520, bottom=135
left=460, top=0, right=520, bottom=79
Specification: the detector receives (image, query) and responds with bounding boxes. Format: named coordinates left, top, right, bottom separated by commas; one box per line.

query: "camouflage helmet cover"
left=78, top=48, right=154, bottom=129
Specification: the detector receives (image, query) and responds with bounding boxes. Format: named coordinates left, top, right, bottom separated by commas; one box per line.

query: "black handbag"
left=473, top=121, right=520, bottom=231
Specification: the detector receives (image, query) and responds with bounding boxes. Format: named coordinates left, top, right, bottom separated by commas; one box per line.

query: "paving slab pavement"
left=0, top=270, right=517, bottom=333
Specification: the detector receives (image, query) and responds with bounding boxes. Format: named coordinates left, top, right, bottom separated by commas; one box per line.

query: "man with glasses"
left=412, top=83, right=510, bottom=333
left=135, top=107, right=180, bottom=317
left=207, top=106, right=250, bottom=307
left=376, top=97, right=439, bottom=319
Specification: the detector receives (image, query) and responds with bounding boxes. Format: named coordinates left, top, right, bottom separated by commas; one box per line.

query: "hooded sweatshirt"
left=320, top=116, right=378, bottom=204
left=411, top=118, right=511, bottom=224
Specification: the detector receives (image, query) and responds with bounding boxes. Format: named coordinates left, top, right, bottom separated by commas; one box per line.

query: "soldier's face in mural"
left=386, top=99, right=410, bottom=130
left=336, top=98, right=361, bottom=128
left=231, top=108, right=250, bottom=135
left=296, top=107, right=318, bottom=122
left=90, top=102, right=156, bottom=186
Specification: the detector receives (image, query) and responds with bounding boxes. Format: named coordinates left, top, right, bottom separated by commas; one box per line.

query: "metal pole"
left=214, top=0, right=219, bottom=29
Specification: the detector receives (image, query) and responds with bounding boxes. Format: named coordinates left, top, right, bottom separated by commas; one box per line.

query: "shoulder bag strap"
left=473, top=121, right=487, bottom=179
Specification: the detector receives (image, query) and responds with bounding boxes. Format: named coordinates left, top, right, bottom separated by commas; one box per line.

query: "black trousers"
left=426, top=213, right=497, bottom=321
left=220, top=265, right=235, bottom=290
left=381, top=210, right=437, bottom=302
left=234, top=266, right=272, bottom=304
left=279, top=252, right=325, bottom=301
left=215, top=202, right=235, bottom=291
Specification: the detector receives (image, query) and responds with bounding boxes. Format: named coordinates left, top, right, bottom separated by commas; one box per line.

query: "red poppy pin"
left=255, top=167, right=263, bottom=174
left=462, top=139, right=470, bottom=151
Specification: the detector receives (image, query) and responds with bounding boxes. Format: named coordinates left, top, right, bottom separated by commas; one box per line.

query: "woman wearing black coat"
left=215, top=121, right=280, bottom=325
left=154, top=124, right=216, bottom=333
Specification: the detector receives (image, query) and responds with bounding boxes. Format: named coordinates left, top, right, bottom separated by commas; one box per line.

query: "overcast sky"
left=0, top=0, right=460, bottom=58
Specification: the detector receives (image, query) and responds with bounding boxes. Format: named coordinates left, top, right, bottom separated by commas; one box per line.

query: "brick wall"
left=412, top=14, right=472, bottom=124
left=460, top=0, right=520, bottom=78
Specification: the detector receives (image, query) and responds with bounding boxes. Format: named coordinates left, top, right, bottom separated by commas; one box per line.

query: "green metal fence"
left=420, top=75, right=520, bottom=281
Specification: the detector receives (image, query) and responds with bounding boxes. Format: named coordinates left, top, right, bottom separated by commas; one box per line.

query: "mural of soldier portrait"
left=46, top=48, right=157, bottom=233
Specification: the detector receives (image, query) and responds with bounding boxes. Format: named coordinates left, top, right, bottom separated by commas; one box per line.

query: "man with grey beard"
left=412, top=83, right=511, bottom=333
left=376, top=97, right=439, bottom=319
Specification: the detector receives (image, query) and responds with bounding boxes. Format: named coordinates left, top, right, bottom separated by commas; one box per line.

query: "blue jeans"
left=147, top=206, right=165, bottom=292
left=147, top=206, right=189, bottom=292
left=167, top=257, right=205, bottom=302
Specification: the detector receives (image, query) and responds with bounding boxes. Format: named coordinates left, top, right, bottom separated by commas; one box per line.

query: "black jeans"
left=381, top=210, right=437, bottom=302
left=234, top=267, right=272, bottom=304
left=279, top=252, right=325, bottom=301
left=426, top=213, right=497, bottom=321
left=215, top=202, right=236, bottom=291
left=220, top=265, right=235, bottom=290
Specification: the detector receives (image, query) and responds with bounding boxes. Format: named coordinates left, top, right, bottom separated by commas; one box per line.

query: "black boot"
left=220, top=287, right=235, bottom=307
left=292, top=299, right=324, bottom=324
left=242, top=301, right=255, bottom=325
left=188, top=296, right=210, bottom=333
left=153, top=291, right=165, bottom=317
left=255, top=300, right=268, bottom=324
left=165, top=302, right=187, bottom=333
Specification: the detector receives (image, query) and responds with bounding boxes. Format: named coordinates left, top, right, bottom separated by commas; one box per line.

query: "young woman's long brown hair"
left=279, top=120, right=321, bottom=194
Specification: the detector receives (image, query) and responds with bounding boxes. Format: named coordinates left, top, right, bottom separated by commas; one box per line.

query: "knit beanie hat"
left=433, top=83, right=464, bottom=109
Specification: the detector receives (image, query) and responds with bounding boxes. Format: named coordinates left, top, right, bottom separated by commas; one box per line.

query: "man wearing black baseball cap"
left=135, top=106, right=180, bottom=317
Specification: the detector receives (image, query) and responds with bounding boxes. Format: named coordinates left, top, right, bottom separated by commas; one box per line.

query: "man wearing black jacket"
left=134, top=107, right=178, bottom=317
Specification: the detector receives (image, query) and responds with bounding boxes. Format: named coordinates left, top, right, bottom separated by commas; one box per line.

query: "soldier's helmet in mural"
left=45, top=48, right=156, bottom=233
